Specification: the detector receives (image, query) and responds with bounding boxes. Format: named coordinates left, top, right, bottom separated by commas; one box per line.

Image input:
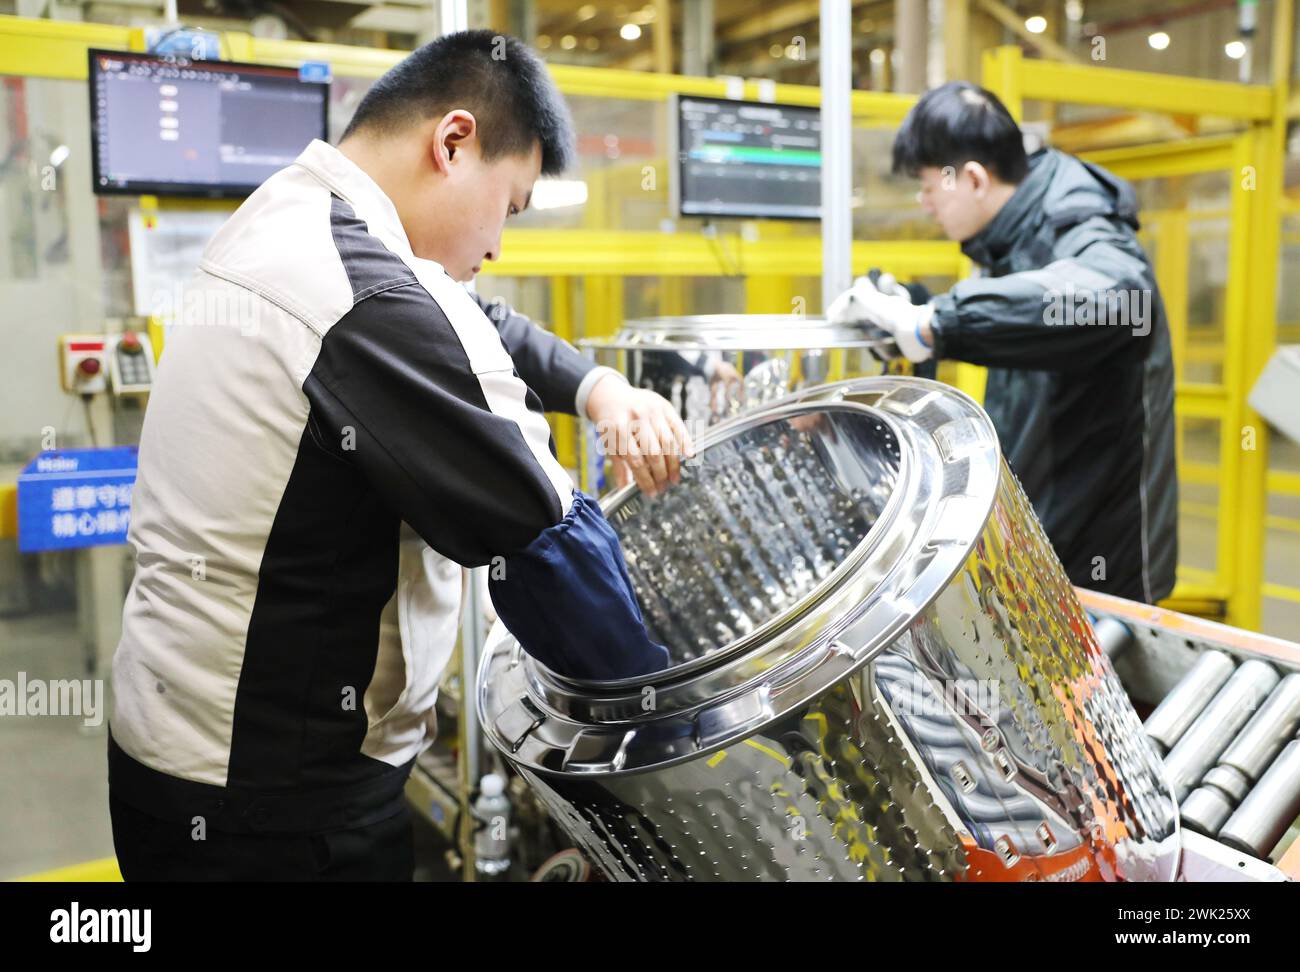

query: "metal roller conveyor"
left=1181, top=674, right=1300, bottom=837
left=1218, top=739, right=1300, bottom=859
left=1143, top=650, right=1236, bottom=757
left=1093, top=617, right=1134, bottom=660
left=1161, top=660, right=1280, bottom=803
left=480, top=377, right=1179, bottom=882
left=1083, top=586, right=1300, bottom=874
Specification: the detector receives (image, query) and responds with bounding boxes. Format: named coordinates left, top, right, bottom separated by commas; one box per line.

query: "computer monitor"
left=89, top=49, right=329, bottom=198
left=670, top=95, right=822, bottom=221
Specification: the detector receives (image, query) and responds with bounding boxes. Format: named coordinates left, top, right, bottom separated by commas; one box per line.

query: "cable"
left=81, top=394, right=99, bottom=448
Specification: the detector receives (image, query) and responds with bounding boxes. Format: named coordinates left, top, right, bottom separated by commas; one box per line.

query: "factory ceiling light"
left=1148, top=30, right=1170, bottom=50
left=620, top=23, right=642, bottom=41
left=1224, top=40, right=1246, bottom=60
left=1025, top=15, right=1047, bottom=34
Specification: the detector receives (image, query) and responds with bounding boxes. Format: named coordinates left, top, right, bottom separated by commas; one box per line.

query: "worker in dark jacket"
left=829, top=81, right=1176, bottom=604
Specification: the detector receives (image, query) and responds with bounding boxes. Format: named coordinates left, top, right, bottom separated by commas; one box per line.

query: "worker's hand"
left=586, top=374, right=694, bottom=497
left=827, top=274, right=936, bottom=363
left=708, top=359, right=742, bottom=391
left=707, top=359, right=742, bottom=419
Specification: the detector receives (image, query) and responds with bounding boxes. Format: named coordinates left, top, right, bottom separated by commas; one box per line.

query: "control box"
left=59, top=331, right=157, bottom=396
left=58, top=335, right=109, bottom=395
left=108, top=331, right=156, bottom=394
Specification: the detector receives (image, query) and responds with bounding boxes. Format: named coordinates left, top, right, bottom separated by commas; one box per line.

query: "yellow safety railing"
left=3, top=18, right=1292, bottom=633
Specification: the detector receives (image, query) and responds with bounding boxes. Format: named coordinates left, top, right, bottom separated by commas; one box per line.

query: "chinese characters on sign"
left=17, top=448, right=138, bottom=552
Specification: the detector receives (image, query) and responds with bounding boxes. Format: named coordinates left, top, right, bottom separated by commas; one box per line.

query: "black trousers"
left=109, top=792, right=415, bottom=881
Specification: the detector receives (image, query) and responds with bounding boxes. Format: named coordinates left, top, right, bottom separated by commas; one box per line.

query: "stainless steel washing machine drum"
left=580, top=314, right=896, bottom=426
left=478, top=377, right=1180, bottom=882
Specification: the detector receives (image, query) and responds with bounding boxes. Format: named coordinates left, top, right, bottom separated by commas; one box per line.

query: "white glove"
left=827, top=274, right=935, bottom=363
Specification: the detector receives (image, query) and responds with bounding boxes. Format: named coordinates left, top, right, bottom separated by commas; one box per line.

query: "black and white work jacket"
left=109, top=139, right=665, bottom=834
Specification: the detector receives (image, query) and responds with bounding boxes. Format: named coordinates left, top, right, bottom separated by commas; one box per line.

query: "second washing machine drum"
left=480, top=377, right=1180, bottom=882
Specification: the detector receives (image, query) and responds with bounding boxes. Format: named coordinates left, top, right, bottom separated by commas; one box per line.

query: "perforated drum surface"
left=613, top=412, right=899, bottom=663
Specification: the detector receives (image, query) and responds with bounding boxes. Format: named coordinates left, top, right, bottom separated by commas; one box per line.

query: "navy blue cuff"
left=929, top=291, right=960, bottom=360
left=488, top=491, right=670, bottom=681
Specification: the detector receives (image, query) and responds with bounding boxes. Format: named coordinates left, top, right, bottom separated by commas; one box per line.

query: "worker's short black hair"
left=892, top=81, right=1028, bottom=184
left=341, top=30, right=574, bottom=175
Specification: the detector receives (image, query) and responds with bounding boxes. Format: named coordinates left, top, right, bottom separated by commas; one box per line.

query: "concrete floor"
left=0, top=603, right=453, bottom=880
left=0, top=609, right=114, bottom=880
left=1, top=503, right=1297, bottom=880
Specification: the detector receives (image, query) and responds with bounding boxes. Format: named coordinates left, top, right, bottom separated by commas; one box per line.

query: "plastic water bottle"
left=473, top=773, right=511, bottom=879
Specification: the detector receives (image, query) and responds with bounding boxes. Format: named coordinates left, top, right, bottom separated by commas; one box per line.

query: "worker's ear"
left=430, top=109, right=477, bottom=174
left=963, top=160, right=993, bottom=197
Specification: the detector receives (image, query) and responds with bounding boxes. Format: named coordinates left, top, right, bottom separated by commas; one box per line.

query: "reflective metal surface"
left=1179, top=672, right=1300, bottom=839
left=1144, top=650, right=1236, bottom=757
left=1219, top=739, right=1300, bottom=858
left=480, top=377, right=1179, bottom=881
left=580, top=314, right=895, bottom=431
left=1162, top=660, right=1279, bottom=802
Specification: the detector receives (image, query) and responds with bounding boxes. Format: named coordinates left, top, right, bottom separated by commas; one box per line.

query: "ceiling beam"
left=973, top=0, right=1082, bottom=63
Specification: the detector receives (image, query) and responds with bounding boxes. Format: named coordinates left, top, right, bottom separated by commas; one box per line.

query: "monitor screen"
left=672, top=95, right=822, bottom=221
left=89, top=49, right=329, bottom=198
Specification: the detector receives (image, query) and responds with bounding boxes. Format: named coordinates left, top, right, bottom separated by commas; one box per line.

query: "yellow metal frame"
left=490, top=232, right=963, bottom=278
left=982, top=40, right=1292, bottom=631
left=0, top=15, right=917, bottom=122
left=16, top=856, right=122, bottom=881
left=4, top=18, right=1290, bottom=630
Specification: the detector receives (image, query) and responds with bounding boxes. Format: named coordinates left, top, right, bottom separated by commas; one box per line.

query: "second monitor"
left=671, top=95, right=822, bottom=221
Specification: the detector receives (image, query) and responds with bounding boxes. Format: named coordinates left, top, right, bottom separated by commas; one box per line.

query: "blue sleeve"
left=488, top=491, right=670, bottom=681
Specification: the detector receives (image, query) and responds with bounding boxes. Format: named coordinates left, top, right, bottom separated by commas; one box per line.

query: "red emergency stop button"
left=119, top=333, right=143, bottom=354
left=77, top=357, right=102, bottom=377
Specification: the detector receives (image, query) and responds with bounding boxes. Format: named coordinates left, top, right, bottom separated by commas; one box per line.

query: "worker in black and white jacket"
left=108, top=31, right=687, bottom=881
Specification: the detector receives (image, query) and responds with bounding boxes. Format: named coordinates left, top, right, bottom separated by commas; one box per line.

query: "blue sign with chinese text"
left=16, top=448, right=138, bottom=553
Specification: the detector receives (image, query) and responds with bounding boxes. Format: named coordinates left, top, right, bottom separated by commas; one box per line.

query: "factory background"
left=1, top=0, right=1299, bottom=885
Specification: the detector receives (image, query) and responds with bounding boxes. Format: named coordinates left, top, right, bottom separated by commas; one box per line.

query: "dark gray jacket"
left=931, top=148, right=1177, bottom=603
